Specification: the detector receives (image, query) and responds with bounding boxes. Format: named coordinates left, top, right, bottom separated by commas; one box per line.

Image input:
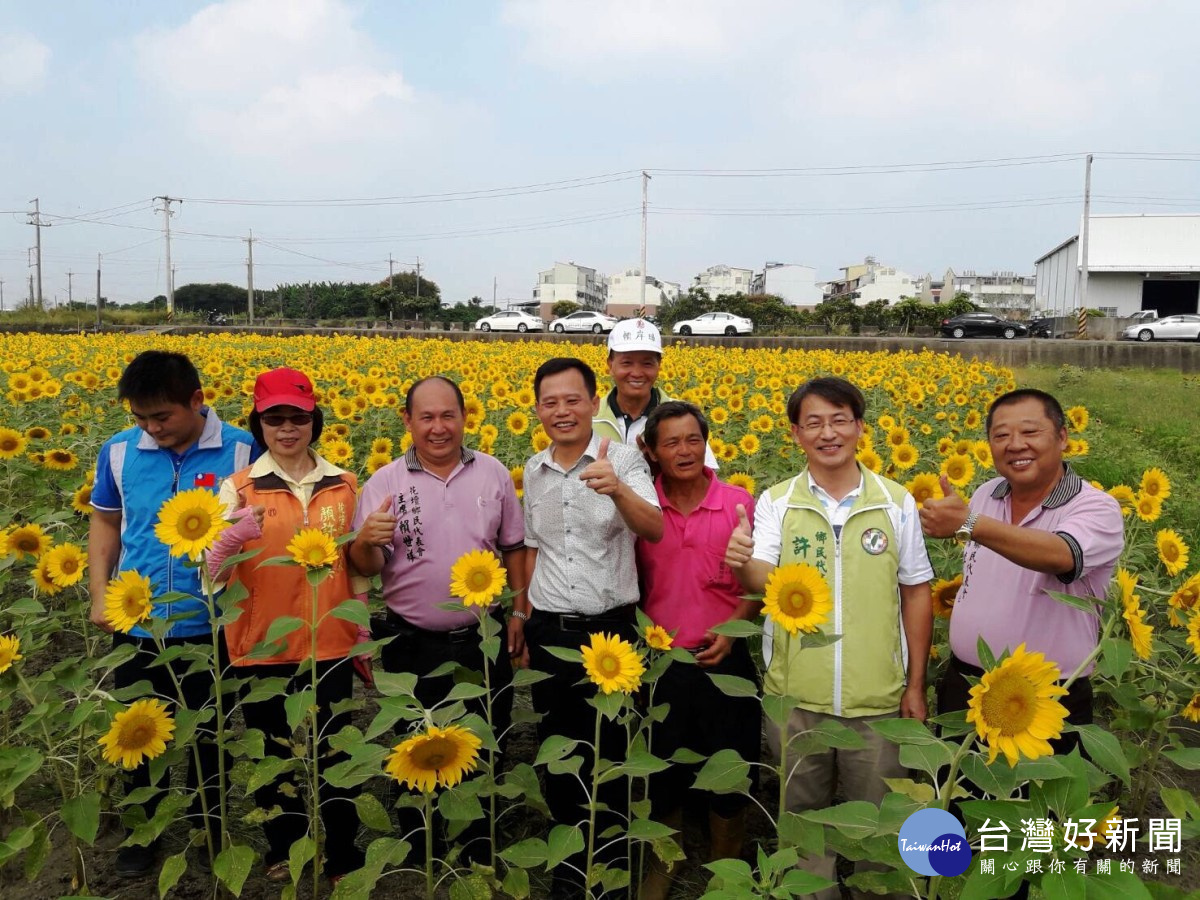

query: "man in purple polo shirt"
left=919, top=388, right=1124, bottom=749
left=634, top=401, right=760, bottom=900
left=349, top=375, right=526, bottom=862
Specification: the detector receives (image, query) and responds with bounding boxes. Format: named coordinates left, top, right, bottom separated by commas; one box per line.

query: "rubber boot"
left=638, top=809, right=683, bottom=900
left=708, top=809, right=746, bottom=863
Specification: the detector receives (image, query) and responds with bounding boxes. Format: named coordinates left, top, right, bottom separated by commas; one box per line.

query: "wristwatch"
left=955, top=512, right=980, bottom=543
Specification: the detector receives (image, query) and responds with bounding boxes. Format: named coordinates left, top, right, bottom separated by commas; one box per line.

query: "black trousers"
left=524, top=608, right=636, bottom=894
left=377, top=609, right=514, bottom=862
left=112, top=631, right=230, bottom=839
left=238, top=658, right=365, bottom=876
left=648, top=639, right=761, bottom=818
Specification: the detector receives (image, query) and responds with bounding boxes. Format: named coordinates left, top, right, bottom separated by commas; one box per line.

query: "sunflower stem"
left=585, top=704, right=603, bottom=900
left=1061, top=609, right=1118, bottom=690
left=310, top=578, right=322, bottom=899
left=424, top=791, right=435, bottom=900
left=201, top=564, right=232, bottom=859
left=478, top=605, right=497, bottom=871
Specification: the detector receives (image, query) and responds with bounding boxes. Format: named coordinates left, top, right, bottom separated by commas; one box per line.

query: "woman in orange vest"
left=208, top=367, right=367, bottom=884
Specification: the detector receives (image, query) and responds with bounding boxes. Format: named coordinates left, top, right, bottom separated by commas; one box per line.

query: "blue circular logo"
left=898, top=809, right=971, bottom=877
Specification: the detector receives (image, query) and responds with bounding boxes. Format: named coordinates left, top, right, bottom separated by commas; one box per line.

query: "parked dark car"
left=940, top=313, right=1029, bottom=339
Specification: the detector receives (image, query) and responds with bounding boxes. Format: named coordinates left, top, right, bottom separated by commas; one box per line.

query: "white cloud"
left=0, top=31, right=50, bottom=95
left=134, top=0, right=424, bottom=150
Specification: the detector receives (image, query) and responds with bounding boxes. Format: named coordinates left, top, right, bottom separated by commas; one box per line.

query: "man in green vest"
left=593, top=318, right=718, bottom=469
left=724, top=376, right=933, bottom=900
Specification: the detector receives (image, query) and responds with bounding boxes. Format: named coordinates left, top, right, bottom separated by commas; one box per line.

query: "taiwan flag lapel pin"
left=194, top=472, right=216, bottom=488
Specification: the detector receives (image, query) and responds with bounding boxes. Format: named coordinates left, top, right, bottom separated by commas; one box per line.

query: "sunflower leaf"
left=511, top=668, right=553, bottom=688
left=707, top=674, right=759, bottom=698
left=60, top=792, right=101, bottom=845
left=1161, top=747, right=1200, bottom=770
left=542, top=645, right=583, bottom=663
left=328, top=599, right=370, bottom=627
left=976, top=636, right=998, bottom=671
left=157, top=851, right=188, bottom=900
left=869, top=717, right=942, bottom=746
left=691, top=748, right=751, bottom=794
left=213, top=843, right=255, bottom=896
left=1044, top=589, right=1103, bottom=616
left=263, top=615, right=306, bottom=645
left=545, top=825, right=585, bottom=870
left=709, top=619, right=762, bottom=638
left=1076, top=725, right=1131, bottom=784
left=498, top=837, right=549, bottom=868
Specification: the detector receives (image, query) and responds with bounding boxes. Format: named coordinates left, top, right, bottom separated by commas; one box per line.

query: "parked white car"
left=672, top=311, right=754, bottom=336
left=474, top=310, right=544, bottom=333
left=1122, top=314, right=1200, bottom=342
left=549, top=310, right=618, bottom=333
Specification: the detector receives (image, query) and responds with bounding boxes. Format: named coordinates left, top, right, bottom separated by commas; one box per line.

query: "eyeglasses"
left=799, top=416, right=856, bottom=434
left=261, top=413, right=314, bottom=427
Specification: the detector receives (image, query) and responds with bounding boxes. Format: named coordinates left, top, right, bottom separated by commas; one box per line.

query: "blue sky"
left=3, top=0, right=1199, bottom=308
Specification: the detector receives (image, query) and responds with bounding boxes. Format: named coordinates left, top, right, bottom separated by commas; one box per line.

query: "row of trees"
left=656, top=289, right=983, bottom=335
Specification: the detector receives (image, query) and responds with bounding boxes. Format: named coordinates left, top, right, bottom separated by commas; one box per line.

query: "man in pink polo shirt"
left=635, top=401, right=760, bottom=900
left=349, top=375, right=526, bottom=862
left=919, top=388, right=1124, bottom=750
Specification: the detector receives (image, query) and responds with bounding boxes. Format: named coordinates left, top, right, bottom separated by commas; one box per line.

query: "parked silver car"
left=1121, top=314, right=1200, bottom=342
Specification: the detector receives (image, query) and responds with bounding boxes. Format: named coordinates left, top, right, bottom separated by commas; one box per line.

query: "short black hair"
left=644, top=400, right=709, bottom=449
left=786, top=376, right=865, bottom=425
left=986, top=388, right=1066, bottom=434
left=534, top=357, right=597, bottom=400
left=405, top=375, right=465, bottom=413
left=117, top=351, right=202, bottom=407
left=248, top=406, right=324, bottom=447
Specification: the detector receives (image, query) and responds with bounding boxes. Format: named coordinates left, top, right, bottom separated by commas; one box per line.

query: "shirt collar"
left=657, top=468, right=723, bottom=512
left=404, top=445, right=475, bottom=472
left=990, top=462, right=1082, bottom=510
left=607, top=386, right=660, bottom=424
left=806, top=468, right=864, bottom=503
left=249, top=447, right=346, bottom=484
left=136, top=405, right=223, bottom=452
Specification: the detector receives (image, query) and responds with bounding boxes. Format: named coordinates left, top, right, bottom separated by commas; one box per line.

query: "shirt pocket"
left=704, top=547, right=736, bottom=592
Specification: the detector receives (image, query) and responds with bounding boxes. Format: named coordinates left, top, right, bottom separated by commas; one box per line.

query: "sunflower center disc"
left=982, top=676, right=1036, bottom=735
left=781, top=588, right=813, bottom=617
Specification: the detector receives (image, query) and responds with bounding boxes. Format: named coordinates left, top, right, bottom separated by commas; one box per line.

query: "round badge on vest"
left=860, top=527, right=889, bottom=555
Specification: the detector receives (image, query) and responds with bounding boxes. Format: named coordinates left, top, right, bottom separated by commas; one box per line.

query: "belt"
left=536, top=606, right=634, bottom=633
left=386, top=608, right=501, bottom=644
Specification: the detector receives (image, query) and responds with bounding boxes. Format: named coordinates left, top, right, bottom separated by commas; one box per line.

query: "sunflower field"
left=0, top=331, right=1198, bottom=899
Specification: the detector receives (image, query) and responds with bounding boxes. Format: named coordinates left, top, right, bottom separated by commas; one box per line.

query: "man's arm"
left=899, top=581, right=932, bottom=721
left=503, top=546, right=529, bottom=660
left=695, top=597, right=764, bottom=667
left=725, top=501, right=775, bottom=594
left=609, top=482, right=664, bottom=542
left=88, top=509, right=123, bottom=632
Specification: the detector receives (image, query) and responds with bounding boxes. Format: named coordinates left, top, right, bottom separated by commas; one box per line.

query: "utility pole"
left=493, top=276, right=497, bottom=309
left=388, top=253, right=395, bottom=321
left=66, top=270, right=74, bottom=306
left=1078, top=154, right=1093, bottom=316
left=155, top=196, right=180, bottom=318
left=27, top=198, right=46, bottom=309
left=28, top=273, right=34, bottom=305
left=0, top=278, right=4, bottom=312
left=245, top=230, right=255, bottom=324
left=96, top=254, right=102, bottom=331
left=415, top=257, right=421, bottom=305
left=640, top=171, right=651, bottom=317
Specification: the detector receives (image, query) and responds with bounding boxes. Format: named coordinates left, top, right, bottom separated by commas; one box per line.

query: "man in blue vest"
left=88, top=351, right=258, bottom=877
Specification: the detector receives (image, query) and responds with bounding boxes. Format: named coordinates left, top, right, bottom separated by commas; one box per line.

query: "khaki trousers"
left=765, top=706, right=908, bottom=900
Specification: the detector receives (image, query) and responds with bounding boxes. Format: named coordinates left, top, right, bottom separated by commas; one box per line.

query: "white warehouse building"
left=1035, top=214, right=1200, bottom=318
left=606, top=268, right=680, bottom=318
left=751, top=262, right=822, bottom=307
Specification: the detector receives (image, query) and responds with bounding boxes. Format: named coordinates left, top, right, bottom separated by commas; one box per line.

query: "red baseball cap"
left=253, top=367, right=316, bottom=412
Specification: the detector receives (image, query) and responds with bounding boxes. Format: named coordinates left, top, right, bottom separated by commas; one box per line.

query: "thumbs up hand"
left=579, top=437, right=620, bottom=496
left=725, top=503, right=755, bottom=569
left=359, top=495, right=398, bottom=547
left=918, top=475, right=971, bottom=539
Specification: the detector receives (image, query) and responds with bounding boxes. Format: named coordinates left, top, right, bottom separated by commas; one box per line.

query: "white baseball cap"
left=607, top=318, right=662, bottom=354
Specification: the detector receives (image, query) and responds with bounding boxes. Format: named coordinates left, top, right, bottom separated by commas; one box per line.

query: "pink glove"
left=206, top=507, right=263, bottom=580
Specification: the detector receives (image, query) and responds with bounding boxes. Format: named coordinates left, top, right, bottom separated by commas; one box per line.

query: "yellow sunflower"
left=886, top=426, right=910, bottom=448
left=104, top=571, right=155, bottom=633
left=905, top=472, right=943, bottom=509
left=1181, top=693, right=1200, bottom=724
left=323, top=439, right=354, bottom=466
left=366, top=451, right=392, bottom=475
left=725, top=472, right=756, bottom=496
left=1167, top=573, right=1200, bottom=627
left=371, top=437, right=394, bottom=455
left=1156, top=529, right=1189, bottom=577
left=1123, top=597, right=1154, bottom=661
left=1107, top=484, right=1135, bottom=517
left=856, top=447, right=882, bottom=474
left=941, top=453, right=976, bottom=488
left=710, top=407, right=730, bottom=425
left=763, top=563, right=832, bottom=636
left=71, top=483, right=94, bottom=515
left=1135, top=492, right=1163, bottom=523
left=531, top=431, right=551, bottom=453
left=448, top=549, right=507, bottom=607
left=931, top=575, right=962, bottom=619
left=739, top=433, right=761, bottom=456
left=581, top=632, right=646, bottom=694
left=890, top=442, right=919, bottom=470
left=31, top=558, right=64, bottom=596
left=6, top=523, right=51, bottom=559
left=1066, top=406, right=1089, bottom=433
left=287, top=528, right=339, bottom=570
left=1140, top=467, right=1171, bottom=501
left=506, top=411, right=530, bottom=435
left=0, top=427, right=27, bottom=459
left=43, top=448, right=79, bottom=471
left=965, top=643, right=1069, bottom=767
left=42, top=542, right=87, bottom=587
left=1187, top=614, right=1200, bottom=658
left=643, top=624, right=673, bottom=651
left=98, top=699, right=176, bottom=769
left=384, top=724, right=483, bottom=792
left=509, top=465, right=524, bottom=496
left=0, top=633, right=22, bottom=673
left=25, top=425, right=51, bottom=441
left=971, top=441, right=993, bottom=469
left=154, top=489, right=229, bottom=560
